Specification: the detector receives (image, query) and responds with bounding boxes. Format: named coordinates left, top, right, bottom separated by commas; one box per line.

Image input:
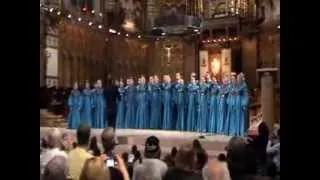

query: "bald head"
left=47, top=128, right=62, bottom=149
left=43, top=156, right=68, bottom=180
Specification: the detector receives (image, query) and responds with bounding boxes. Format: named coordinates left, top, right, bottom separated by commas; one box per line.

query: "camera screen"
left=106, top=159, right=115, bottom=167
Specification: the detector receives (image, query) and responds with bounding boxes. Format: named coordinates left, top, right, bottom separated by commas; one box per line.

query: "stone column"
left=258, top=68, right=278, bottom=129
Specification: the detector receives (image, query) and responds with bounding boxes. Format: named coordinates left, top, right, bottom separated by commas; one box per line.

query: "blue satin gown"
left=225, top=83, right=237, bottom=136
left=186, top=83, right=199, bottom=131
left=68, top=90, right=82, bottom=129
left=162, top=83, right=173, bottom=130
left=197, top=83, right=209, bottom=133
left=116, top=86, right=126, bottom=129
left=81, top=88, right=93, bottom=126
left=124, top=85, right=136, bottom=128
left=207, top=82, right=219, bottom=134
left=150, top=83, right=162, bottom=129
left=92, top=88, right=107, bottom=128
left=236, top=82, right=249, bottom=136
left=216, top=84, right=228, bottom=134
left=174, top=82, right=185, bottom=131
left=136, top=84, right=149, bottom=129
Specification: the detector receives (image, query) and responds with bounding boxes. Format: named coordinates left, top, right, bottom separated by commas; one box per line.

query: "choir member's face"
left=154, top=75, right=159, bottom=83
left=126, top=79, right=130, bottom=85
left=167, top=75, right=171, bottom=83
left=191, top=77, right=196, bottom=83
left=97, top=80, right=102, bottom=88
left=176, top=73, right=181, bottom=80
left=163, top=75, right=166, bottom=82
left=231, top=76, right=236, bottom=83
left=149, top=76, right=154, bottom=84
left=85, top=82, right=90, bottom=89
left=141, top=77, right=146, bottom=84
left=73, top=82, right=78, bottom=90
left=212, top=77, right=217, bottom=84
left=200, top=76, right=206, bottom=83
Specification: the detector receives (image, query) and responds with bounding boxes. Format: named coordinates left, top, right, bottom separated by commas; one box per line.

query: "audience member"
left=101, top=127, right=129, bottom=180
left=43, top=156, right=69, bottom=180
left=226, top=136, right=257, bottom=180
left=163, top=143, right=202, bottom=180
left=193, top=139, right=208, bottom=173
left=267, top=129, right=280, bottom=177
left=61, top=132, right=75, bottom=153
left=68, top=124, right=93, bottom=180
left=163, top=147, right=178, bottom=168
left=41, top=128, right=68, bottom=177
left=41, top=136, right=49, bottom=154
left=131, top=145, right=142, bottom=164
left=132, top=136, right=168, bottom=180
left=80, top=157, right=110, bottom=180
left=89, top=136, right=101, bottom=156
left=203, top=154, right=231, bottom=180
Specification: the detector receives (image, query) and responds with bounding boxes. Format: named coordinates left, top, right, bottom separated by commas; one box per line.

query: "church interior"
left=40, top=0, right=280, bottom=164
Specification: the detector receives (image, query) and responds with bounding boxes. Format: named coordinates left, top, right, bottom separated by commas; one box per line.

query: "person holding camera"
left=101, top=127, right=130, bottom=180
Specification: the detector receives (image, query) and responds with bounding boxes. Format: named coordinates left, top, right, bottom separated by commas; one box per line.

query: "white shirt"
left=40, top=148, right=68, bottom=175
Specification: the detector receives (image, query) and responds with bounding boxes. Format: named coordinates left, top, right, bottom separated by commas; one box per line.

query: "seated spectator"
left=163, top=147, right=178, bottom=168
left=202, top=153, right=230, bottom=180
left=226, top=137, right=257, bottom=180
left=41, top=128, right=68, bottom=177
left=61, top=132, right=75, bottom=153
left=132, top=136, right=168, bottom=180
left=80, top=157, right=110, bottom=180
left=163, top=143, right=202, bottom=180
left=68, top=124, right=93, bottom=180
left=43, top=156, right=69, bottom=180
left=41, top=136, right=49, bottom=154
left=101, top=127, right=130, bottom=180
left=88, top=136, right=101, bottom=156
left=267, top=129, right=280, bottom=177
left=193, top=139, right=208, bottom=172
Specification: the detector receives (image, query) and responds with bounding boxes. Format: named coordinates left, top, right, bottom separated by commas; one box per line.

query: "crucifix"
left=164, top=44, right=173, bottom=64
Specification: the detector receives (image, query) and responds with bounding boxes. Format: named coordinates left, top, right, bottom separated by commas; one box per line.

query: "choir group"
left=67, top=72, right=249, bottom=137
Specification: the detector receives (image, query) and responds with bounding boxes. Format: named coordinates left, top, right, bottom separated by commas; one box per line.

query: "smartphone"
left=128, top=153, right=135, bottom=163
left=106, top=158, right=115, bottom=167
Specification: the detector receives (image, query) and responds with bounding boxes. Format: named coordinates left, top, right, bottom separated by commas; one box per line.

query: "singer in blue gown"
left=149, top=76, right=162, bottom=129
left=217, top=79, right=229, bottom=134
left=92, top=83, right=107, bottom=129
left=186, top=78, right=199, bottom=131
left=225, top=77, right=237, bottom=136
left=197, top=78, right=209, bottom=133
left=81, top=82, right=93, bottom=126
left=124, top=79, right=136, bottom=128
left=68, top=83, right=82, bottom=129
left=207, top=79, right=219, bottom=134
left=174, top=79, right=185, bottom=131
left=236, top=74, right=249, bottom=136
left=116, top=81, right=126, bottom=129
left=162, top=76, right=173, bottom=130
left=136, top=78, right=149, bottom=129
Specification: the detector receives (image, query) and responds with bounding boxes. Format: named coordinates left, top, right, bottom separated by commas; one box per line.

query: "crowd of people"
left=40, top=120, right=280, bottom=180
left=66, top=72, right=249, bottom=136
